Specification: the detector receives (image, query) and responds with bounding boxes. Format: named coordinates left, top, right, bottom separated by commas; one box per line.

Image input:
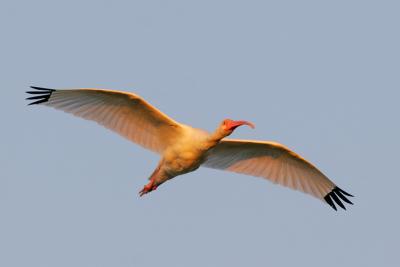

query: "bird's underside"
left=26, top=86, right=354, bottom=211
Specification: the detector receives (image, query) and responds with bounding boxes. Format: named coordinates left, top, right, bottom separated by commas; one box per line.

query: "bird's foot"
left=139, top=180, right=158, bottom=197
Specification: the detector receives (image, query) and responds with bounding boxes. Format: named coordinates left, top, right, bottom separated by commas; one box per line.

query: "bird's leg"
left=139, top=179, right=158, bottom=197
left=139, top=165, right=161, bottom=197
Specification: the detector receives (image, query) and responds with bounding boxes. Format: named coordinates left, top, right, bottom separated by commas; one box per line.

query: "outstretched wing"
left=26, top=86, right=184, bottom=153
left=203, top=139, right=353, bottom=210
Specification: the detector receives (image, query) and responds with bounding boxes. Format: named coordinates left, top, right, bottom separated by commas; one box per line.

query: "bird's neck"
left=204, top=128, right=228, bottom=149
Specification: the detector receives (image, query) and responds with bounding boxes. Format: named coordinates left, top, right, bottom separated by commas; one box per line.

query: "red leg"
left=139, top=164, right=162, bottom=197
left=139, top=179, right=158, bottom=197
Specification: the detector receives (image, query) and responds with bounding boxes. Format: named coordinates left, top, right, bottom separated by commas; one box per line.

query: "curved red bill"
left=227, top=120, right=255, bottom=130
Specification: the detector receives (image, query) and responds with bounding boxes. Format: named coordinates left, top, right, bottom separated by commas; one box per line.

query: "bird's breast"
left=163, top=144, right=207, bottom=176
left=161, top=127, right=214, bottom=176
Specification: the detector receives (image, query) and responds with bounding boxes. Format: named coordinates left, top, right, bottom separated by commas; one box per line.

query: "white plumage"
left=27, top=86, right=353, bottom=210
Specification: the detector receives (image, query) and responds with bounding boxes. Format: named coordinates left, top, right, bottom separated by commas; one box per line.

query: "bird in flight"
left=26, top=86, right=353, bottom=210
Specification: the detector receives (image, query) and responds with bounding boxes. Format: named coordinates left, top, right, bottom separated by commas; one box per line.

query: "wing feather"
left=203, top=139, right=353, bottom=209
left=26, top=87, right=184, bottom=153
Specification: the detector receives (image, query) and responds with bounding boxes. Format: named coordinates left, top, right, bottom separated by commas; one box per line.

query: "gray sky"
left=1, top=0, right=399, bottom=266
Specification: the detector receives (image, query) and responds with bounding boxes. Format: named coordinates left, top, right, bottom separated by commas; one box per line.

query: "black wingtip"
left=30, top=86, right=56, bottom=91
left=336, top=187, right=354, bottom=197
left=331, top=192, right=346, bottom=210
left=324, top=186, right=354, bottom=211
left=26, top=86, right=55, bottom=105
left=324, top=194, right=337, bottom=211
left=334, top=188, right=353, bottom=205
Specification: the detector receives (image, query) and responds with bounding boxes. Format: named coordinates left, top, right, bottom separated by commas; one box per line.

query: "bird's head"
left=220, top=119, right=255, bottom=136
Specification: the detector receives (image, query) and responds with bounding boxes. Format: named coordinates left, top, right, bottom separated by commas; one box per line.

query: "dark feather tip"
left=334, top=188, right=353, bottom=205
left=336, top=187, right=354, bottom=197
left=30, top=86, right=56, bottom=91
left=324, top=186, right=354, bottom=211
left=324, top=194, right=337, bottom=211
left=331, top=192, right=346, bottom=210
left=26, top=86, right=55, bottom=105
left=26, top=95, right=48, bottom=100
left=26, top=90, right=52, bottom=95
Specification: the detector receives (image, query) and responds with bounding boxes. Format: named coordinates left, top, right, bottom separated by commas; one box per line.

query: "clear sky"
left=1, top=1, right=399, bottom=266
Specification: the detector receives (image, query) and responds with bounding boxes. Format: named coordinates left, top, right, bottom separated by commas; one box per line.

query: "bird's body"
left=151, top=126, right=209, bottom=187
left=27, top=86, right=354, bottom=210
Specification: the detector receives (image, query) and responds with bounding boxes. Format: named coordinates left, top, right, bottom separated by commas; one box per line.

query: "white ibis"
left=26, top=86, right=353, bottom=210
